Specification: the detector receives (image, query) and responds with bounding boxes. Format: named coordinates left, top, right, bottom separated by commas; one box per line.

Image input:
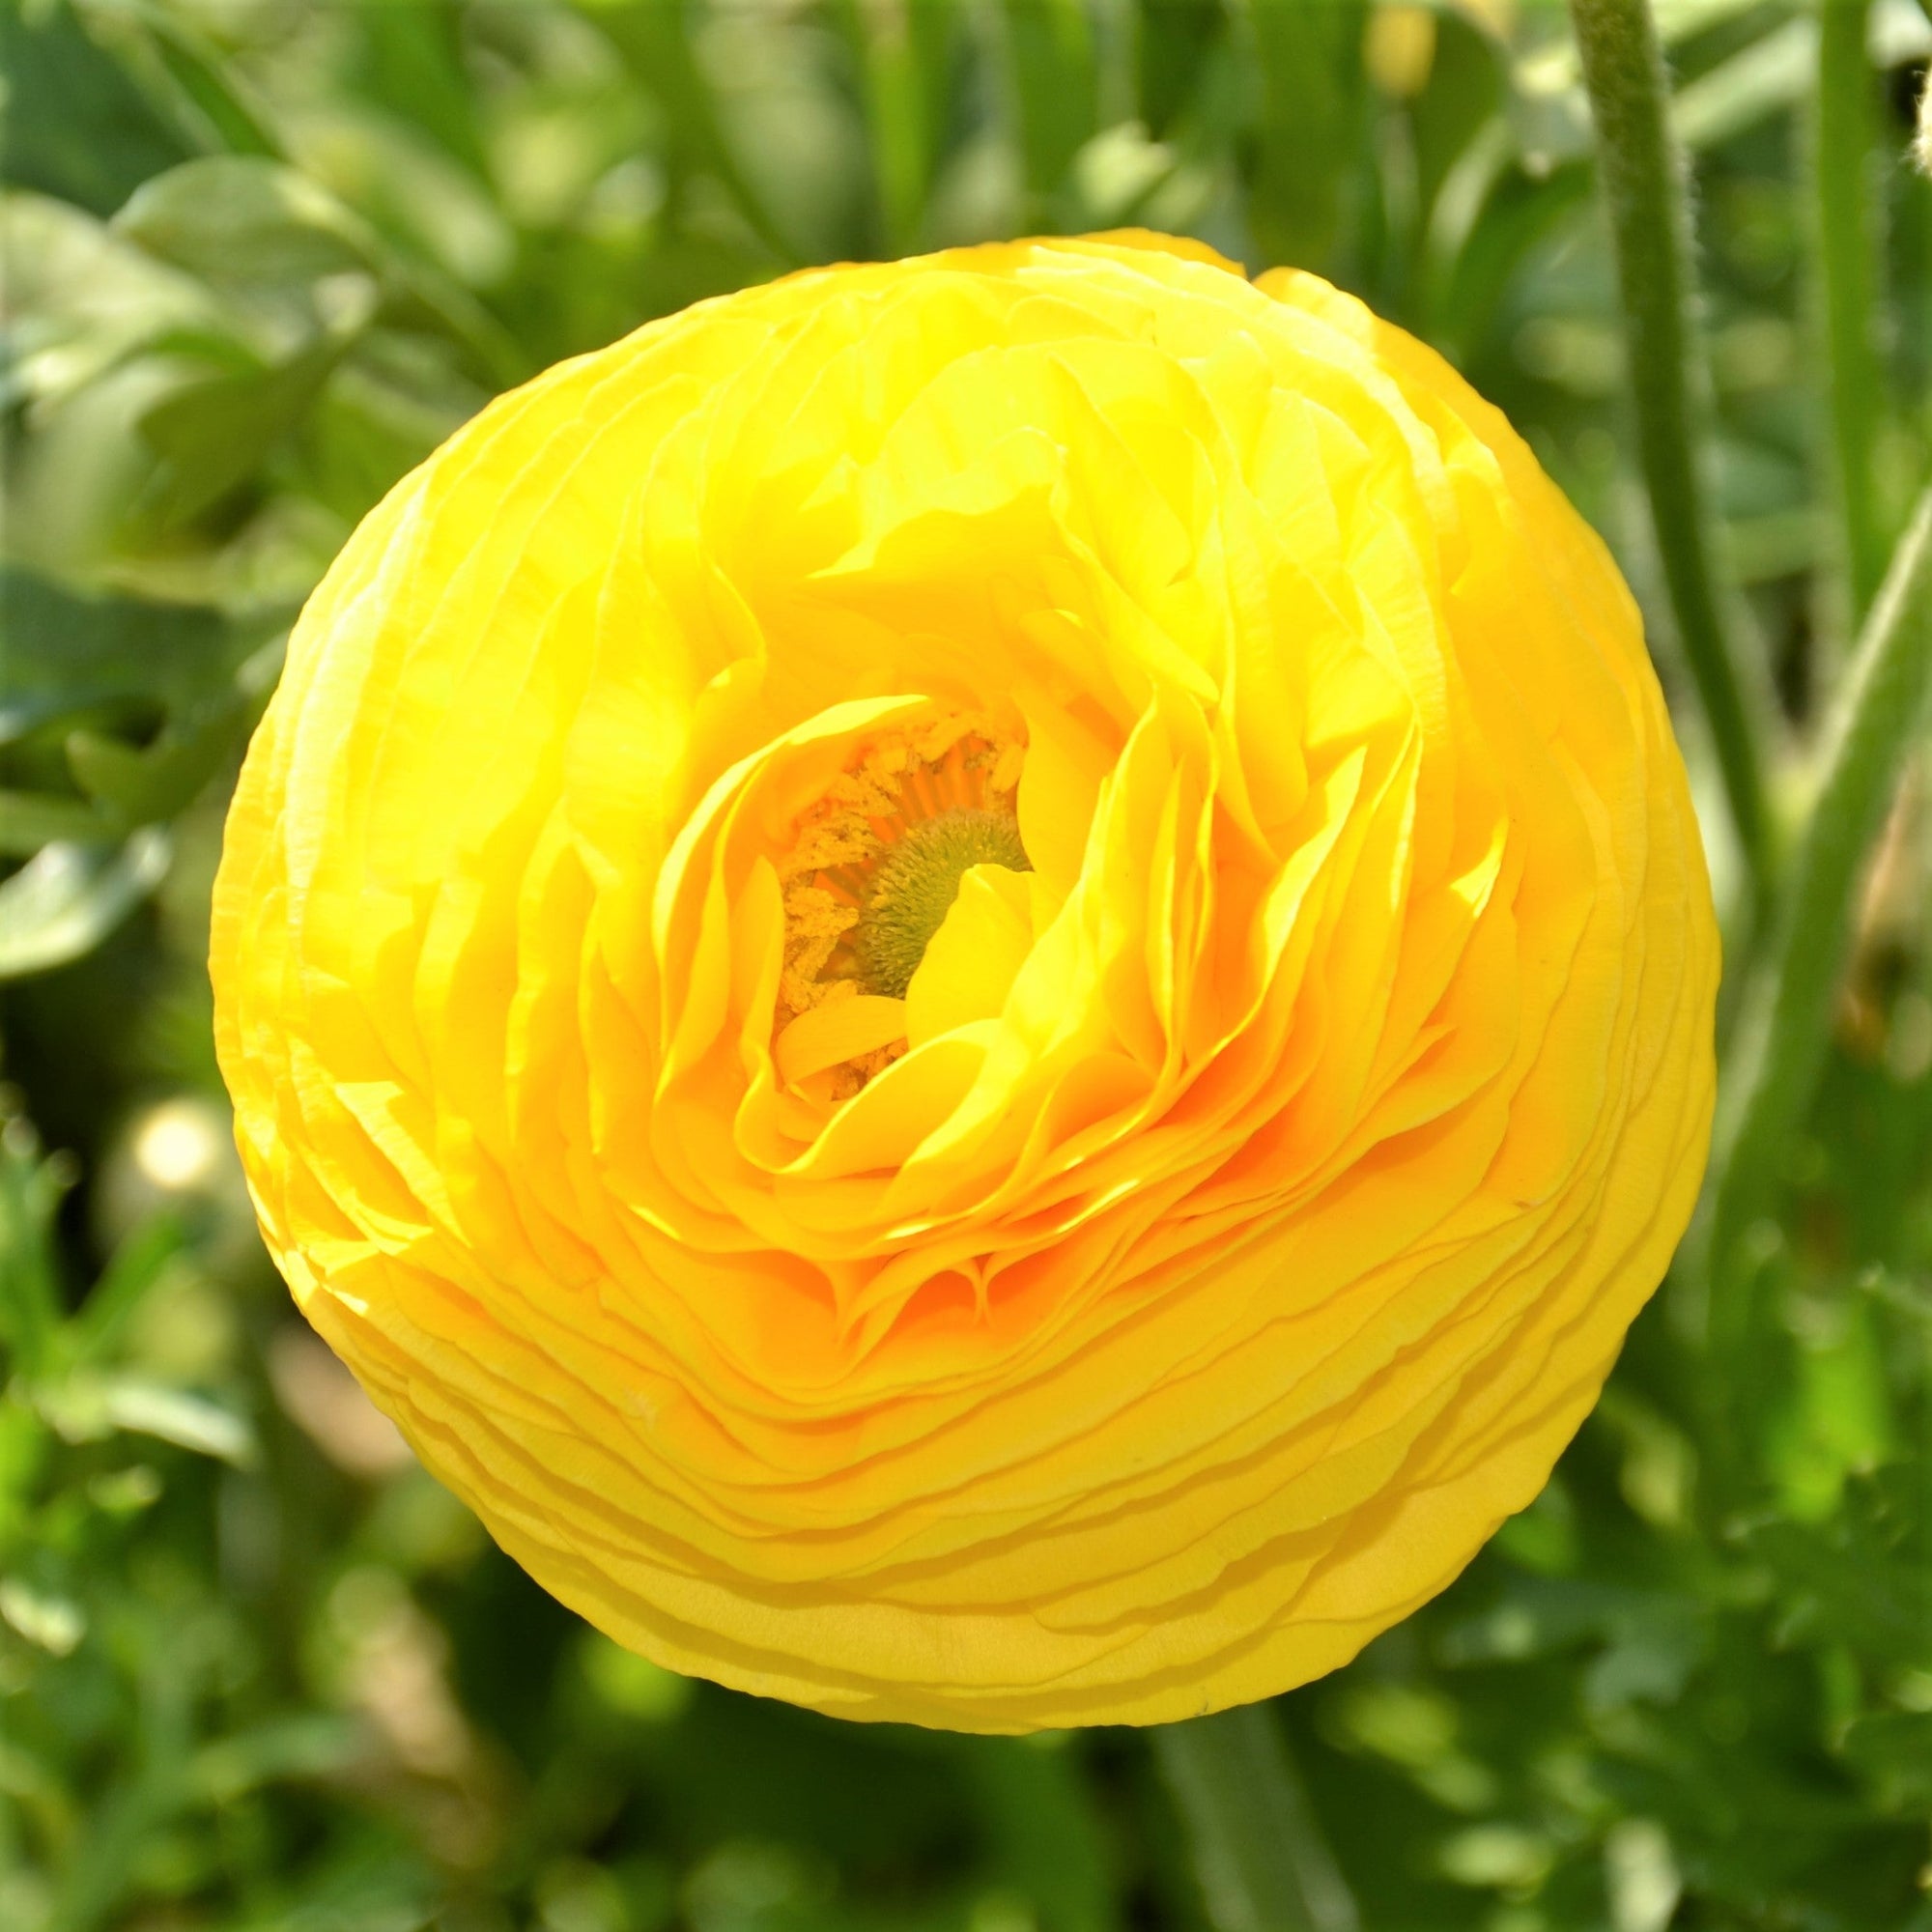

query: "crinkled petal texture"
left=213, top=235, right=1718, bottom=1732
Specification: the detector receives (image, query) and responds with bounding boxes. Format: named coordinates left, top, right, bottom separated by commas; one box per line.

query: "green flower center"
left=852, top=809, right=1032, bottom=1000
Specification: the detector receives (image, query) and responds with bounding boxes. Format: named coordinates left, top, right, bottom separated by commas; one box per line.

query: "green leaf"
left=0, top=789, right=117, bottom=855
left=0, top=191, right=233, bottom=412
left=65, top=687, right=253, bottom=828
left=0, top=568, right=255, bottom=743
left=67, top=1215, right=187, bottom=1366
left=100, top=1378, right=253, bottom=1465
left=579, top=0, right=796, bottom=263
left=1247, top=0, right=1370, bottom=274
left=1766, top=1292, right=1899, bottom=1521
left=1134, top=0, right=1229, bottom=143
left=135, top=327, right=359, bottom=529
left=0, top=574, right=275, bottom=926
left=831, top=0, right=952, bottom=253
left=0, top=0, right=192, bottom=216
left=1407, top=11, right=1508, bottom=220
left=1001, top=0, right=1099, bottom=206
left=113, top=155, right=523, bottom=384
left=0, top=1108, right=74, bottom=1381
left=1839, top=1712, right=1932, bottom=1814
left=138, top=8, right=283, bottom=159
left=1671, top=16, right=1815, bottom=154
left=37, top=1372, right=255, bottom=1465
left=113, top=155, right=382, bottom=291
left=346, top=0, right=492, bottom=183
left=190, top=1714, right=366, bottom=1804
left=296, top=359, right=469, bottom=526
left=1426, top=152, right=1594, bottom=365
left=0, top=831, right=172, bottom=980
left=0, top=1575, right=85, bottom=1656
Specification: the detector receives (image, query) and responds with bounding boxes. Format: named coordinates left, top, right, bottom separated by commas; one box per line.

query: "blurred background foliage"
left=2, top=1, right=1931, bottom=1928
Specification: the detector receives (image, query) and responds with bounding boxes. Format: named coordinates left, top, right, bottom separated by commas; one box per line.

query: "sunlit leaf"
left=190, top=1714, right=367, bottom=1803
left=1673, top=17, right=1816, bottom=152
left=0, top=832, right=171, bottom=980
left=98, top=1377, right=254, bottom=1466
left=0, top=1576, right=85, bottom=1656
left=113, top=155, right=383, bottom=292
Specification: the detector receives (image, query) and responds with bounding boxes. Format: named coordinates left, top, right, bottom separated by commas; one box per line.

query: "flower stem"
left=1569, top=0, right=1774, bottom=895
left=1151, top=1704, right=1360, bottom=1932
left=1701, top=484, right=1932, bottom=1331
left=1814, top=0, right=1889, bottom=631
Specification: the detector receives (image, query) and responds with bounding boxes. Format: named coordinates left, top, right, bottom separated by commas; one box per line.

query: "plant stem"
left=1569, top=0, right=1773, bottom=895
left=1814, top=0, right=1889, bottom=630
left=1701, top=484, right=1932, bottom=1335
left=1151, top=1704, right=1361, bottom=1932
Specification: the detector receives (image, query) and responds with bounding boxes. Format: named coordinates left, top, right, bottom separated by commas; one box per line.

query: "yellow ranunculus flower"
left=213, top=233, right=1718, bottom=1732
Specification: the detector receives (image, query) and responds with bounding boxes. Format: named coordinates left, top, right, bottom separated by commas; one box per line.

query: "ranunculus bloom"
left=213, top=234, right=1718, bottom=1731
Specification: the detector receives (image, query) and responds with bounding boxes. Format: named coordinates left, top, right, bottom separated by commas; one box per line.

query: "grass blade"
left=1247, top=0, right=1369, bottom=278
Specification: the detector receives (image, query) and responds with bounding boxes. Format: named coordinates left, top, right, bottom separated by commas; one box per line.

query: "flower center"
left=853, top=809, right=1032, bottom=999
left=774, top=714, right=1028, bottom=1092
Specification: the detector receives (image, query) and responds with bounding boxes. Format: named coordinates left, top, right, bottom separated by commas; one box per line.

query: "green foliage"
left=2, top=3, right=1930, bottom=1929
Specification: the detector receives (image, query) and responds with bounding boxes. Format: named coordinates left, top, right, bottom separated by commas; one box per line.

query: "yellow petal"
left=772, top=994, right=908, bottom=1086
left=903, top=864, right=1037, bottom=1049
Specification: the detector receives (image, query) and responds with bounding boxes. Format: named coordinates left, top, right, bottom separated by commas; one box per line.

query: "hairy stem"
left=1151, top=1704, right=1360, bottom=1932
left=1814, top=0, right=1889, bottom=629
left=1569, top=0, right=1773, bottom=893
left=1701, top=485, right=1932, bottom=1338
